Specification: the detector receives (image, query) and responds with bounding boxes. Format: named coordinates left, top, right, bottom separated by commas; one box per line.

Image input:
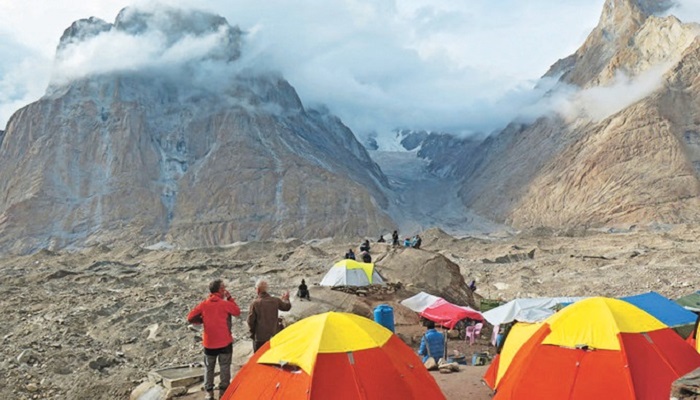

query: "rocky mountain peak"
left=452, top=1, right=700, bottom=230
left=545, top=0, right=675, bottom=87
left=56, top=6, right=242, bottom=68
left=0, top=7, right=393, bottom=253
left=57, top=17, right=112, bottom=50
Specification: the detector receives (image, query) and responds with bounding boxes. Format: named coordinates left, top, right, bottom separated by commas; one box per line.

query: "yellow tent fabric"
left=496, top=322, right=543, bottom=386
left=542, top=297, right=666, bottom=350
left=257, top=312, right=393, bottom=374
left=334, top=259, right=375, bottom=282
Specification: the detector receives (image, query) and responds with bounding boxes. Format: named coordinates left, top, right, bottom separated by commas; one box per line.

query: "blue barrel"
left=373, top=304, right=395, bottom=332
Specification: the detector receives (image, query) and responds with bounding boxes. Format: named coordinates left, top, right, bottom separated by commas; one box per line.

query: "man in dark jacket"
left=247, top=279, right=292, bottom=352
left=345, top=249, right=356, bottom=260
left=188, top=279, right=241, bottom=400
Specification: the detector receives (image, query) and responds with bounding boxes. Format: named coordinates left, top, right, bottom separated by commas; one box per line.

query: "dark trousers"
left=204, top=344, right=232, bottom=392
left=253, top=340, right=268, bottom=352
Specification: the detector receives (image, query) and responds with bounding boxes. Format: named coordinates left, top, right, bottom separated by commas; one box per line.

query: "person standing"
left=247, top=279, right=292, bottom=352
left=187, top=279, right=241, bottom=400
left=392, top=230, right=399, bottom=247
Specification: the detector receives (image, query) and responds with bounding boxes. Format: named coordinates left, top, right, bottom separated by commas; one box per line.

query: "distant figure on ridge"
left=247, top=279, right=292, bottom=352
left=377, top=234, right=386, bottom=243
left=345, top=248, right=356, bottom=260
left=361, top=251, right=372, bottom=263
left=403, top=237, right=411, bottom=247
left=412, top=234, right=422, bottom=249
left=187, top=279, right=241, bottom=400
left=297, top=279, right=310, bottom=301
left=392, top=230, right=399, bottom=247
left=468, top=280, right=477, bottom=292
left=360, top=239, right=371, bottom=253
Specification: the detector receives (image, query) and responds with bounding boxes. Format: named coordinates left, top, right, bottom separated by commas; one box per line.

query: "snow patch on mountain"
left=370, top=149, right=510, bottom=237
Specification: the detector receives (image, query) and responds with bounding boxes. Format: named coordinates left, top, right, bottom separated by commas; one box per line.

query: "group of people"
left=345, top=239, right=373, bottom=263
left=403, top=234, right=422, bottom=249
left=187, top=278, right=295, bottom=400
left=345, top=232, right=423, bottom=263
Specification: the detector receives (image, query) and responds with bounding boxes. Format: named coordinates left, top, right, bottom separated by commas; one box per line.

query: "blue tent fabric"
left=621, top=291, right=697, bottom=327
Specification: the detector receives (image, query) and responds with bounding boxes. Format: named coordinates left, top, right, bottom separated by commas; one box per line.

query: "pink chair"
left=465, top=322, right=484, bottom=345
left=490, top=324, right=500, bottom=347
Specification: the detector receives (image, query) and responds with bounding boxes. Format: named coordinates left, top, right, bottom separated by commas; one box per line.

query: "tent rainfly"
left=483, top=297, right=700, bottom=400
left=221, top=312, right=445, bottom=400
left=319, top=259, right=384, bottom=287
left=400, top=292, right=482, bottom=329
left=481, top=297, right=586, bottom=326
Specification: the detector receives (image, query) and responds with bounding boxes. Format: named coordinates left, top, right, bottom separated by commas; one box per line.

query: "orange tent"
left=484, top=297, right=700, bottom=400
left=221, top=312, right=445, bottom=400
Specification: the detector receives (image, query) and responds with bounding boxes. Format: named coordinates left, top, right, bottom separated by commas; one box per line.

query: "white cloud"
left=50, top=23, right=233, bottom=85
left=518, top=64, right=671, bottom=125
left=3, top=0, right=690, bottom=137
left=670, top=0, right=700, bottom=24
left=561, top=65, right=670, bottom=121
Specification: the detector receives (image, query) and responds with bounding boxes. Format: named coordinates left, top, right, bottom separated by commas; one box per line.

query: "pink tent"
left=419, top=298, right=483, bottom=329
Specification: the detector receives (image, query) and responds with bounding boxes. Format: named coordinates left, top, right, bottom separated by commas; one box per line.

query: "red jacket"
left=188, top=293, right=241, bottom=349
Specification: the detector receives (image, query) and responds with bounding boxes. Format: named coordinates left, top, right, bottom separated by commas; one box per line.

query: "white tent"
left=319, top=259, right=385, bottom=287
left=482, top=297, right=586, bottom=325
left=400, top=291, right=442, bottom=313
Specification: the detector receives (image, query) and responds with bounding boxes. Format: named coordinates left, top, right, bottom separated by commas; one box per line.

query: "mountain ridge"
left=448, top=0, right=700, bottom=228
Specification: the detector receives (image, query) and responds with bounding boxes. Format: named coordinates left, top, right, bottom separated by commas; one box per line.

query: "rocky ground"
left=2, top=224, right=700, bottom=399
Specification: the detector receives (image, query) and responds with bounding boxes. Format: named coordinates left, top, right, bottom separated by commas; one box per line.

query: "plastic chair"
left=465, top=322, right=484, bottom=345
left=490, top=324, right=500, bottom=347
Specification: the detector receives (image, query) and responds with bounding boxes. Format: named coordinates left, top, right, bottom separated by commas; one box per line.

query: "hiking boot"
left=204, top=390, right=215, bottom=400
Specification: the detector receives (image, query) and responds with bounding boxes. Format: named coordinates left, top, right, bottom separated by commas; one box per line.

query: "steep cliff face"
left=0, top=8, right=393, bottom=253
left=455, top=0, right=700, bottom=229
left=545, top=0, right=675, bottom=87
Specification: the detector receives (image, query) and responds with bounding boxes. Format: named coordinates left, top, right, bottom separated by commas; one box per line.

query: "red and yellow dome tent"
left=484, top=297, right=700, bottom=400
left=221, top=312, right=445, bottom=400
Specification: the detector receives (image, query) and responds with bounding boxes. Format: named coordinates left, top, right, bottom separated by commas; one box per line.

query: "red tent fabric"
left=222, top=312, right=445, bottom=400
left=487, top=298, right=700, bottom=400
left=419, top=298, right=483, bottom=329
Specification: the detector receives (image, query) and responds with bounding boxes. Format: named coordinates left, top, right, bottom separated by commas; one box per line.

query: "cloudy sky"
left=1, top=0, right=699, bottom=137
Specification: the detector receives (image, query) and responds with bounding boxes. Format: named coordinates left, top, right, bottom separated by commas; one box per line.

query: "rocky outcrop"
left=0, top=8, right=394, bottom=254
left=378, top=248, right=476, bottom=308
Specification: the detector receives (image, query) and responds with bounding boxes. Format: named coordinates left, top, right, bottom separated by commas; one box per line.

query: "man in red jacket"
left=188, top=279, right=241, bottom=400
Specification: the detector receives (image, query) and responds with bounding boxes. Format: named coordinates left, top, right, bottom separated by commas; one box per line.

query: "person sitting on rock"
left=403, top=237, right=411, bottom=247
left=377, top=234, right=386, bottom=243
left=360, top=239, right=371, bottom=253
left=361, top=251, right=372, bottom=263
left=297, top=279, right=310, bottom=301
left=345, top=249, right=356, bottom=260
left=412, top=235, right=422, bottom=249
left=468, top=279, right=477, bottom=292
left=418, top=320, right=445, bottom=363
